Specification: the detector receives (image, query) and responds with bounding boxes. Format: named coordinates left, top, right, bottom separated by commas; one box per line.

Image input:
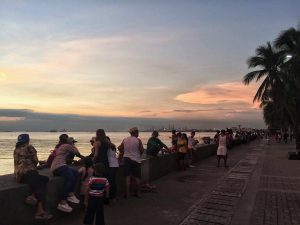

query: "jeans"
left=84, top=196, right=105, bottom=225
left=54, top=165, right=79, bottom=200
left=108, top=167, right=118, bottom=199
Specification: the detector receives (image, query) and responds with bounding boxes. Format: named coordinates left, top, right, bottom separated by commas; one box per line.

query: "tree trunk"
left=296, top=99, right=300, bottom=150
left=296, top=125, right=300, bottom=150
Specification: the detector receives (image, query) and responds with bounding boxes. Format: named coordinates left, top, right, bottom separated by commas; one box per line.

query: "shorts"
left=123, top=157, right=141, bottom=178
left=178, top=152, right=186, bottom=160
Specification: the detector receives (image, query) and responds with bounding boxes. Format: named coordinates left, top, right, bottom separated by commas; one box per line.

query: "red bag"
left=46, top=149, right=57, bottom=168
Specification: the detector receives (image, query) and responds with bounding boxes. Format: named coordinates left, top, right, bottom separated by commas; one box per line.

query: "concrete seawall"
left=0, top=143, right=219, bottom=225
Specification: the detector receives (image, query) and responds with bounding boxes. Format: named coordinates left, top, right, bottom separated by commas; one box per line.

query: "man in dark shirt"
left=146, top=131, right=169, bottom=157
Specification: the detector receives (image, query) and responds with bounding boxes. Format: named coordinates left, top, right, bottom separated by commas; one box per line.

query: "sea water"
left=0, top=131, right=215, bottom=175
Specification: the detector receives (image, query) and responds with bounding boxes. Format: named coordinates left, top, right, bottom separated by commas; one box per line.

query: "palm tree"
left=243, top=42, right=285, bottom=103
left=244, top=26, right=300, bottom=149
left=275, top=27, right=300, bottom=149
left=263, top=100, right=292, bottom=130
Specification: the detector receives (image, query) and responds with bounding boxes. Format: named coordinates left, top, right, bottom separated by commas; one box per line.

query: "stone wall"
left=0, top=144, right=218, bottom=225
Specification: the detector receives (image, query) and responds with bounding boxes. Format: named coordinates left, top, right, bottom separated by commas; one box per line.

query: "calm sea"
left=0, top=131, right=215, bottom=175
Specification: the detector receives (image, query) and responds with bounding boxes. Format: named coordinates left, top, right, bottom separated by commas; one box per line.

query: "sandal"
left=25, top=195, right=37, bottom=206
left=35, top=212, right=53, bottom=220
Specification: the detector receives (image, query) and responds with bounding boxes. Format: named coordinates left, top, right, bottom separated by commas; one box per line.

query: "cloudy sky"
left=0, top=0, right=299, bottom=131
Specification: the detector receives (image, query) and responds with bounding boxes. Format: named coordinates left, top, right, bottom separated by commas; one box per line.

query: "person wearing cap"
left=14, top=134, right=52, bottom=220
left=118, top=127, right=144, bottom=198
left=146, top=131, right=169, bottom=157
left=50, top=134, right=84, bottom=213
left=65, top=137, right=78, bottom=164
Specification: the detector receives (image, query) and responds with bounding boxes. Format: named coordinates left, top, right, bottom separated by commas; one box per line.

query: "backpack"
left=46, top=149, right=57, bottom=168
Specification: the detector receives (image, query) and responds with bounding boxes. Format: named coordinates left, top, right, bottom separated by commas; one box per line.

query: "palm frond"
left=243, top=71, right=261, bottom=85
left=274, top=27, right=298, bottom=50
left=253, top=78, right=269, bottom=102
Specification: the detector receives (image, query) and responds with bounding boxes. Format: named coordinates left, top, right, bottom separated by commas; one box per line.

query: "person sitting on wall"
left=65, top=137, right=78, bottom=165
left=51, top=134, right=84, bottom=213
left=14, top=134, right=53, bottom=220
left=146, top=131, right=169, bottom=157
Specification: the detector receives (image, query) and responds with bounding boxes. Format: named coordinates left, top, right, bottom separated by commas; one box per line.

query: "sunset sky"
left=0, top=0, right=299, bottom=131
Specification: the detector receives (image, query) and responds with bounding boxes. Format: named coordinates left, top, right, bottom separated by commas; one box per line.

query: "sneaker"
left=67, top=195, right=80, bottom=204
left=35, top=212, right=53, bottom=220
left=25, top=195, right=38, bottom=206
left=57, top=203, right=72, bottom=213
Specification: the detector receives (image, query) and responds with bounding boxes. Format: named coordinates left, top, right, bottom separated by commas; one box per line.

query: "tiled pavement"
left=180, top=141, right=300, bottom=225
left=52, top=140, right=300, bottom=225
left=180, top=145, right=264, bottom=225
left=249, top=153, right=300, bottom=225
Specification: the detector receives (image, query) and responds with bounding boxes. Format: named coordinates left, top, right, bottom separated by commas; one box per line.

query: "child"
left=78, top=157, right=94, bottom=207
left=84, top=163, right=110, bottom=225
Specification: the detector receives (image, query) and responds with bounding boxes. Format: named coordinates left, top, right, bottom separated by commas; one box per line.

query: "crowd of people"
left=13, top=127, right=255, bottom=224
left=14, top=127, right=162, bottom=224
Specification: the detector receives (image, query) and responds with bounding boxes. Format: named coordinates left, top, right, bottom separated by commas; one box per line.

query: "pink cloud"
left=175, top=81, right=260, bottom=108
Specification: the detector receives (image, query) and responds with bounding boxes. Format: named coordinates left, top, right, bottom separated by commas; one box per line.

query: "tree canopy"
left=243, top=26, right=300, bottom=148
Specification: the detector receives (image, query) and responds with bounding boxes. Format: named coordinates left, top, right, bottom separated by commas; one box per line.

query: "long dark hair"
left=55, top=134, right=69, bottom=149
left=106, top=136, right=116, bottom=151
left=96, top=129, right=108, bottom=144
left=182, top=133, right=188, bottom=142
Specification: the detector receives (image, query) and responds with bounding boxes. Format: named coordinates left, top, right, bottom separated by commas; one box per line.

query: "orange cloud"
left=175, top=81, right=260, bottom=108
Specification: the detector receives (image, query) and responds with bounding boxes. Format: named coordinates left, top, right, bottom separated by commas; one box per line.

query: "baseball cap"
left=17, top=134, right=30, bottom=144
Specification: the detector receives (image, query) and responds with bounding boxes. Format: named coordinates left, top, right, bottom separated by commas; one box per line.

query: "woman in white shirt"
left=107, top=136, right=119, bottom=201
left=217, top=130, right=228, bottom=167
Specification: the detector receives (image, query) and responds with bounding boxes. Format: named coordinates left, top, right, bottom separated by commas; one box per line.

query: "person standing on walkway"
left=118, top=127, right=144, bottom=198
left=170, top=129, right=177, bottom=152
left=217, top=130, right=228, bottom=167
left=187, top=131, right=199, bottom=167
left=283, top=132, right=289, bottom=143
left=51, top=134, right=83, bottom=212
left=93, top=129, right=110, bottom=177
left=214, top=130, right=220, bottom=144
left=146, top=130, right=169, bottom=157
left=14, top=134, right=52, bottom=220
left=83, top=163, right=110, bottom=225
left=177, top=132, right=188, bottom=170
left=106, top=136, right=119, bottom=201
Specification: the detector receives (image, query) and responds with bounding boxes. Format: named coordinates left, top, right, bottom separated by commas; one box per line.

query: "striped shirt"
left=88, top=176, right=110, bottom=197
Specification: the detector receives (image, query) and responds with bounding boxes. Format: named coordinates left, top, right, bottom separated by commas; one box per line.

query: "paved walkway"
left=51, top=139, right=300, bottom=225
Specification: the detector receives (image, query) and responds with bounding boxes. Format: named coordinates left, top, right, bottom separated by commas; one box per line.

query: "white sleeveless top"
left=123, top=136, right=142, bottom=163
left=108, top=148, right=119, bottom=168
left=217, top=135, right=227, bottom=156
